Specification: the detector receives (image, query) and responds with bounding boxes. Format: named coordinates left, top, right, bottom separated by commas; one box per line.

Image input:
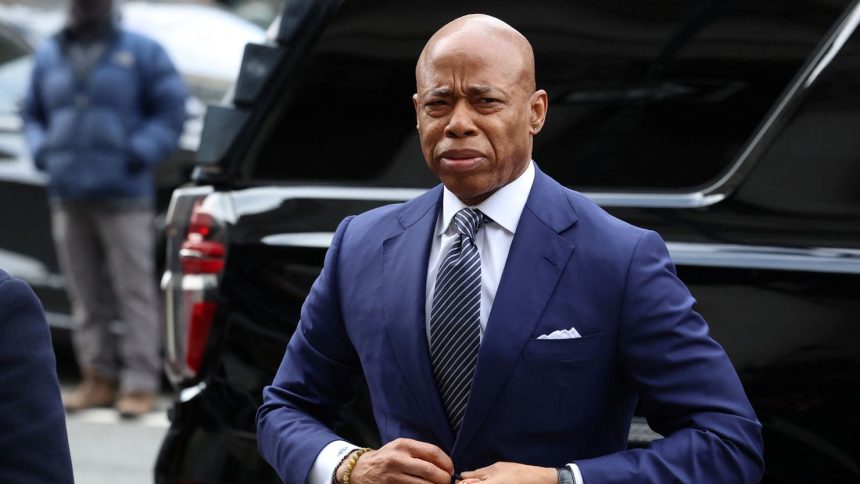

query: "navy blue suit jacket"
left=0, top=269, right=74, bottom=483
left=257, top=168, right=764, bottom=483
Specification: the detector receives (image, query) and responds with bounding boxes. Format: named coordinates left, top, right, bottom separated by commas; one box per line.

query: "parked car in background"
left=216, top=0, right=281, bottom=28
left=157, top=0, right=860, bottom=482
left=0, top=2, right=265, bottom=329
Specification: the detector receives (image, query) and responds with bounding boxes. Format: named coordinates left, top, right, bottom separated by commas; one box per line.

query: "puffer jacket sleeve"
left=20, top=47, right=50, bottom=171
left=128, top=41, right=187, bottom=170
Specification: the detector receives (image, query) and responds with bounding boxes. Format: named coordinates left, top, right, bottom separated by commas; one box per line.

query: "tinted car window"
left=737, top=23, right=860, bottom=215
left=249, top=0, right=850, bottom=191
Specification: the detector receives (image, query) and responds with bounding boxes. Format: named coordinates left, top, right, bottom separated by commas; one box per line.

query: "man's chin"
left=442, top=181, right=497, bottom=206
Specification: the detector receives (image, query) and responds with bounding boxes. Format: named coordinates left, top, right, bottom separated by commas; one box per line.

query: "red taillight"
left=176, top=197, right=225, bottom=379
left=180, top=200, right=225, bottom=275
left=185, top=301, right=217, bottom=374
left=180, top=240, right=225, bottom=274
left=187, top=207, right=214, bottom=238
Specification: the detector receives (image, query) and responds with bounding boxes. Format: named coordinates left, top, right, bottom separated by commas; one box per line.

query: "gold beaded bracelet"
left=343, top=447, right=372, bottom=484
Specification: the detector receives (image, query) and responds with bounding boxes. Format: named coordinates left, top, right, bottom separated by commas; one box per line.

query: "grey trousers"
left=50, top=201, right=160, bottom=393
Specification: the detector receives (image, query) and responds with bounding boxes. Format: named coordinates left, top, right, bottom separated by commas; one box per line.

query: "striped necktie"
left=430, top=208, right=485, bottom=433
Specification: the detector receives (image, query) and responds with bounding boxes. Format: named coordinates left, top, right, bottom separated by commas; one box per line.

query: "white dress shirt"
left=307, top=162, right=583, bottom=484
left=424, top=160, right=535, bottom=339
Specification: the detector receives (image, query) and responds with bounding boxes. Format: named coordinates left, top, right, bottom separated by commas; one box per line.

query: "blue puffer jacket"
left=21, top=28, right=187, bottom=200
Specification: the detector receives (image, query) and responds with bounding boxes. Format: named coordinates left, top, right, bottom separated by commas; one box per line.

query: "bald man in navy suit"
left=0, top=269, right=74, bottom=483
left=258, top=14, right=763, bottom=484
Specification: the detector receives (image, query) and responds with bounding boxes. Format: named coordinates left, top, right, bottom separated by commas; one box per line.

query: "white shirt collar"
left=438, top=160, right=535, bottom=236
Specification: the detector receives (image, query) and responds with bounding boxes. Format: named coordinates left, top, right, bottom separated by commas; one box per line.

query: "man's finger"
left=459, top=466, right=491, bottom=480
left=358, top=439, right=453, bottom=484
left=396, top=438, right=455, bottom=474
left=397, top=457, right=454, bottom=484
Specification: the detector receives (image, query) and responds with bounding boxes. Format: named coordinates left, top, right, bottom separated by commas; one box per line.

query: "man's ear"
left=528, top=89, right=548, bottom=135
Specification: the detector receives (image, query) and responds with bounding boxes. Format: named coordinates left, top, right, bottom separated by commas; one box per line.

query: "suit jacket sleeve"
left=576, top=231, right=764, bottom=483
left=257, top=216, right=365, bottom=484
left=0, top=274, right=74, bottom=484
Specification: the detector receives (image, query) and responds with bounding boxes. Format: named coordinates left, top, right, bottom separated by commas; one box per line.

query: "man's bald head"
left=416, top=14, right=536, bottom=94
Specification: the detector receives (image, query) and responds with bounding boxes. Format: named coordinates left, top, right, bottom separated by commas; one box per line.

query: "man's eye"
left=478, top=98, right=499, bottom=104
left=425, top=100, right=447, bottom=107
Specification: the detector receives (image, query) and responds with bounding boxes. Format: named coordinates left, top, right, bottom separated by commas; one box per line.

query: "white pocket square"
left=537, top=326, right=582, bottom=340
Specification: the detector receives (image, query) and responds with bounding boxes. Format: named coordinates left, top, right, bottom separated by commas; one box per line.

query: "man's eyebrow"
left=425, top=87, right=453, bottom=97
left=466, top=86, right=497, bottom=96
left=423, top=86, right=502, bottom=98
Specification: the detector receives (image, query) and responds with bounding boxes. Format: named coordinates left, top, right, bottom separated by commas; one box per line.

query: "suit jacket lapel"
left=382, top=185, right=456, bottom=450
left=452, top=169, right=578, bottom=458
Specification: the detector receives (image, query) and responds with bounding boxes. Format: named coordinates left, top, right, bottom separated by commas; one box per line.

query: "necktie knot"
left=452, top=208, right=485, bottom=240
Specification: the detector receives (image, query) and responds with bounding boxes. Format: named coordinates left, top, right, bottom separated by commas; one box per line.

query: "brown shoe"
left=63, top=369, right=118, bottom=412
left=115, top=391, right=156, bottom=418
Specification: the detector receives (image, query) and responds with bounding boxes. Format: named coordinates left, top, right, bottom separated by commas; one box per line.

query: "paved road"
left=63, top=386, right=171, bottom=484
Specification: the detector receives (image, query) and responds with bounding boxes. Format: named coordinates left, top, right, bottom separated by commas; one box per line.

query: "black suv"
left=156, top=0, right=860, bottom=482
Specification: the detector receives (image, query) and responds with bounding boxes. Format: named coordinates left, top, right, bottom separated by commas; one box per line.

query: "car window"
left=735, top=24, right=860, bottom=215
left=0, top=23, right=30, bottom=118
left=0, top=55, right=31, bottom=115
left=0, top=23, right=29, bottom=62
left=247, top=0, right=851, bottom=191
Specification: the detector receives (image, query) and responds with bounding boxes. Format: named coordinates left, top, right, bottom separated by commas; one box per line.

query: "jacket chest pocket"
left=521, top=333, right=604, bottom=362
left=503, top=334, right=615, bottom=433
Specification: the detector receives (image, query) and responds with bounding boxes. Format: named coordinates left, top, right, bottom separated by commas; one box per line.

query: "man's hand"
left=337, top=438, right=454, bottom=484
left=458, top=462, right=557, bottom=484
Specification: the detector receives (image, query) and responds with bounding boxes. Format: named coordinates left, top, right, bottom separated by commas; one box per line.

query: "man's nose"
left=444, top=101, right=478, bottom=138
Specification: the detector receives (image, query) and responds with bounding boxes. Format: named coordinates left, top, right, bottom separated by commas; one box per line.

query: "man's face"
left=413, top=32, right=547, bottom=205
left=69, top=0, right=113, bottom=30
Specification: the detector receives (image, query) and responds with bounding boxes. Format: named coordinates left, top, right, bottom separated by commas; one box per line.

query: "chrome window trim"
left=259, top=228, right=860, bottom=275
left=227, top=185, right=721, bottom=208
left=666, top=242, right=860, bottom=275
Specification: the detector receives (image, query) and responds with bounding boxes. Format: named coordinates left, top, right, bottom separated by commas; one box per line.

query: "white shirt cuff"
left=307, top=440, right=359, bottom=484
left=567, top=463, right=584, bottom=484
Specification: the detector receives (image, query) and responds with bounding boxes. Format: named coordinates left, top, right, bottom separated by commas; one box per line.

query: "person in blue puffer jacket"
left=21, top=0, right=186, bottom=418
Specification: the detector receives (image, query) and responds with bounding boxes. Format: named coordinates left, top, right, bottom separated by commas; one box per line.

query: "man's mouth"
left=439, top=149, right=485, bottom=170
